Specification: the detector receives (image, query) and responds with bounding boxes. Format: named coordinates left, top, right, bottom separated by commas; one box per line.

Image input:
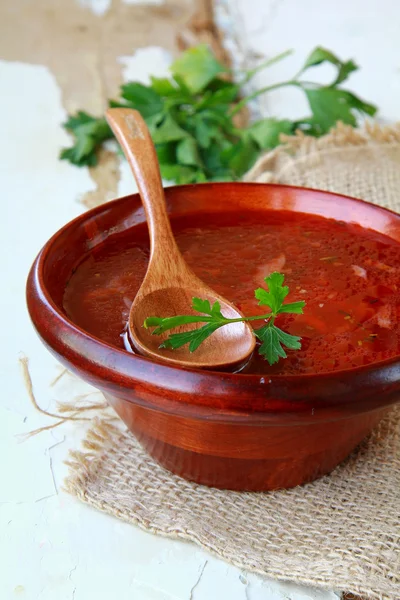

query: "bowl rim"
left=27, top=182, right=400, bottom=408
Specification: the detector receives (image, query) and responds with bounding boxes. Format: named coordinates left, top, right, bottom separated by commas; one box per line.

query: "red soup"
left=63, top=210, right=400, bottom=375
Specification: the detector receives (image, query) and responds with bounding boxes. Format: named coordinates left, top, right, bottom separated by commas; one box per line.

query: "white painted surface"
left=76, top=0, right=165, bottom=16
left=76, top=0, right=112, bottom=16
left=5, top=2, right=395, bottom=592
left=118, top=46, right=172, bottom=84
left=218, top=0, right=400, bottom=123
left=122, top=0, right=165, bottom=5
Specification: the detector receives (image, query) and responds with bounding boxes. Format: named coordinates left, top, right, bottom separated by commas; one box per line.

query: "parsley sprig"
left=144, top=273, right=305, bottom=366
left=60, top=45, right=376, bottom=182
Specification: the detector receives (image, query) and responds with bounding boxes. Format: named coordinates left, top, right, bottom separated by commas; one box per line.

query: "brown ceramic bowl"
left=26, top=183, right=400, bottom=491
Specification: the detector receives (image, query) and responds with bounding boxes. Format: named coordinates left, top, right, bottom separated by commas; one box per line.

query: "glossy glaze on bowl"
left=26, top=183, right=400, bottom=490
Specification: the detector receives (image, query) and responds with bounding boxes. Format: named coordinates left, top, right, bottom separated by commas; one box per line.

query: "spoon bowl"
left=129, top=286, right=256, bottom=370
left=106, top=108, right=256, bottom=370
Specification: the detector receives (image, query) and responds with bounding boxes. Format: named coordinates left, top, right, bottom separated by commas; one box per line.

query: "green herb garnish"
left=144, top=273, right=305, bottom=366
left=60, top=45, right=376, bottom=181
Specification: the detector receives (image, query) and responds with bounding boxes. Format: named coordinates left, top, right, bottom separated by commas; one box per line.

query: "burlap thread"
left=65, top=122, right=400, bottom=600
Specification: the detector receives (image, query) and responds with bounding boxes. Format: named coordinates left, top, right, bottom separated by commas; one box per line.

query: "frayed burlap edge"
left=19, top=356, right=117, bottom=438
left=244, top=121, right=400, bottom=184
left=63, top=419, right=123, bottom=500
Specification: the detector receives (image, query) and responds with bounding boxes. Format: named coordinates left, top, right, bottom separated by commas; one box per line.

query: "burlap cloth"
left=65, top=122, right=400, bottom=600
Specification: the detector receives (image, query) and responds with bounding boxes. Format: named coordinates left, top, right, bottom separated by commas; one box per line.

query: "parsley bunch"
left=60, top=45, right=376, bottom=183
left=144, top=273, right=306, bottom=366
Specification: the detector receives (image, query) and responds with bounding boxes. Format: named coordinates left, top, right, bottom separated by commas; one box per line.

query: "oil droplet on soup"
left=63, top=211, right=400, bottom=375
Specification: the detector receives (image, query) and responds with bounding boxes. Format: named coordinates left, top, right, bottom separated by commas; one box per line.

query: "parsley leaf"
left=60, top=112, right=112, bottom=167
left=255, top=325, right=287, bottom=364
left=160, top=322, right=224, bottom=353
left=160, top=164, right=205, bottom=185
left=277, top=301, right=306, bottom=314
left=299, top=46, right=358, bottom=85
left=176, top=137, right=203, bottom=168
left=171, top=44, right=227, bottom=94
left=222, top=133, right=260, bottom=178
left=152, top=114, right=188, bottom=144
left=191, top=298, right=224, bottom=317
left=60, top=45, right=377, bottom=178
left=144, top=272, right=306, bottom=366
left=255, top=324, right=302, bottom=364
left=119, top=83, right=164, bottom=118
left=255, top=272, right=288, bottom=313
left=274, top=326, right=302, bottom=349
left=249, top=118, right=294, bottom=150
left=304, top=87, right=376, bottom=134
left=149, top=77, right=179, bottom=97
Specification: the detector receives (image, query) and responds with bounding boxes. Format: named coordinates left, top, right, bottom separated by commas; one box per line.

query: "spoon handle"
left=105, top=108, right=181, bottom=264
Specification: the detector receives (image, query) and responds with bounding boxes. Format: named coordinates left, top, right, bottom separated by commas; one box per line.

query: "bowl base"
left=107, top=395, right=389, bottom=491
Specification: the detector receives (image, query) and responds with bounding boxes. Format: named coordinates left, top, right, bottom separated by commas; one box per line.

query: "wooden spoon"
left=105, top=108, right=256, bottom=370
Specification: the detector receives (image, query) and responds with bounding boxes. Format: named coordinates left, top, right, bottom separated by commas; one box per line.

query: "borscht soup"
left=63, top=210, right=400, bottom=376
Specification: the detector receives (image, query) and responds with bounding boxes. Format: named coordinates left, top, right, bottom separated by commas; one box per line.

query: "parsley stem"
left=230, top=81, right=300, bottom=116
left=239, top=49, right=294, bottom=84
left=155, top=312, right=276, bottom=329
left=222, top=313, right=275, bottom=324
